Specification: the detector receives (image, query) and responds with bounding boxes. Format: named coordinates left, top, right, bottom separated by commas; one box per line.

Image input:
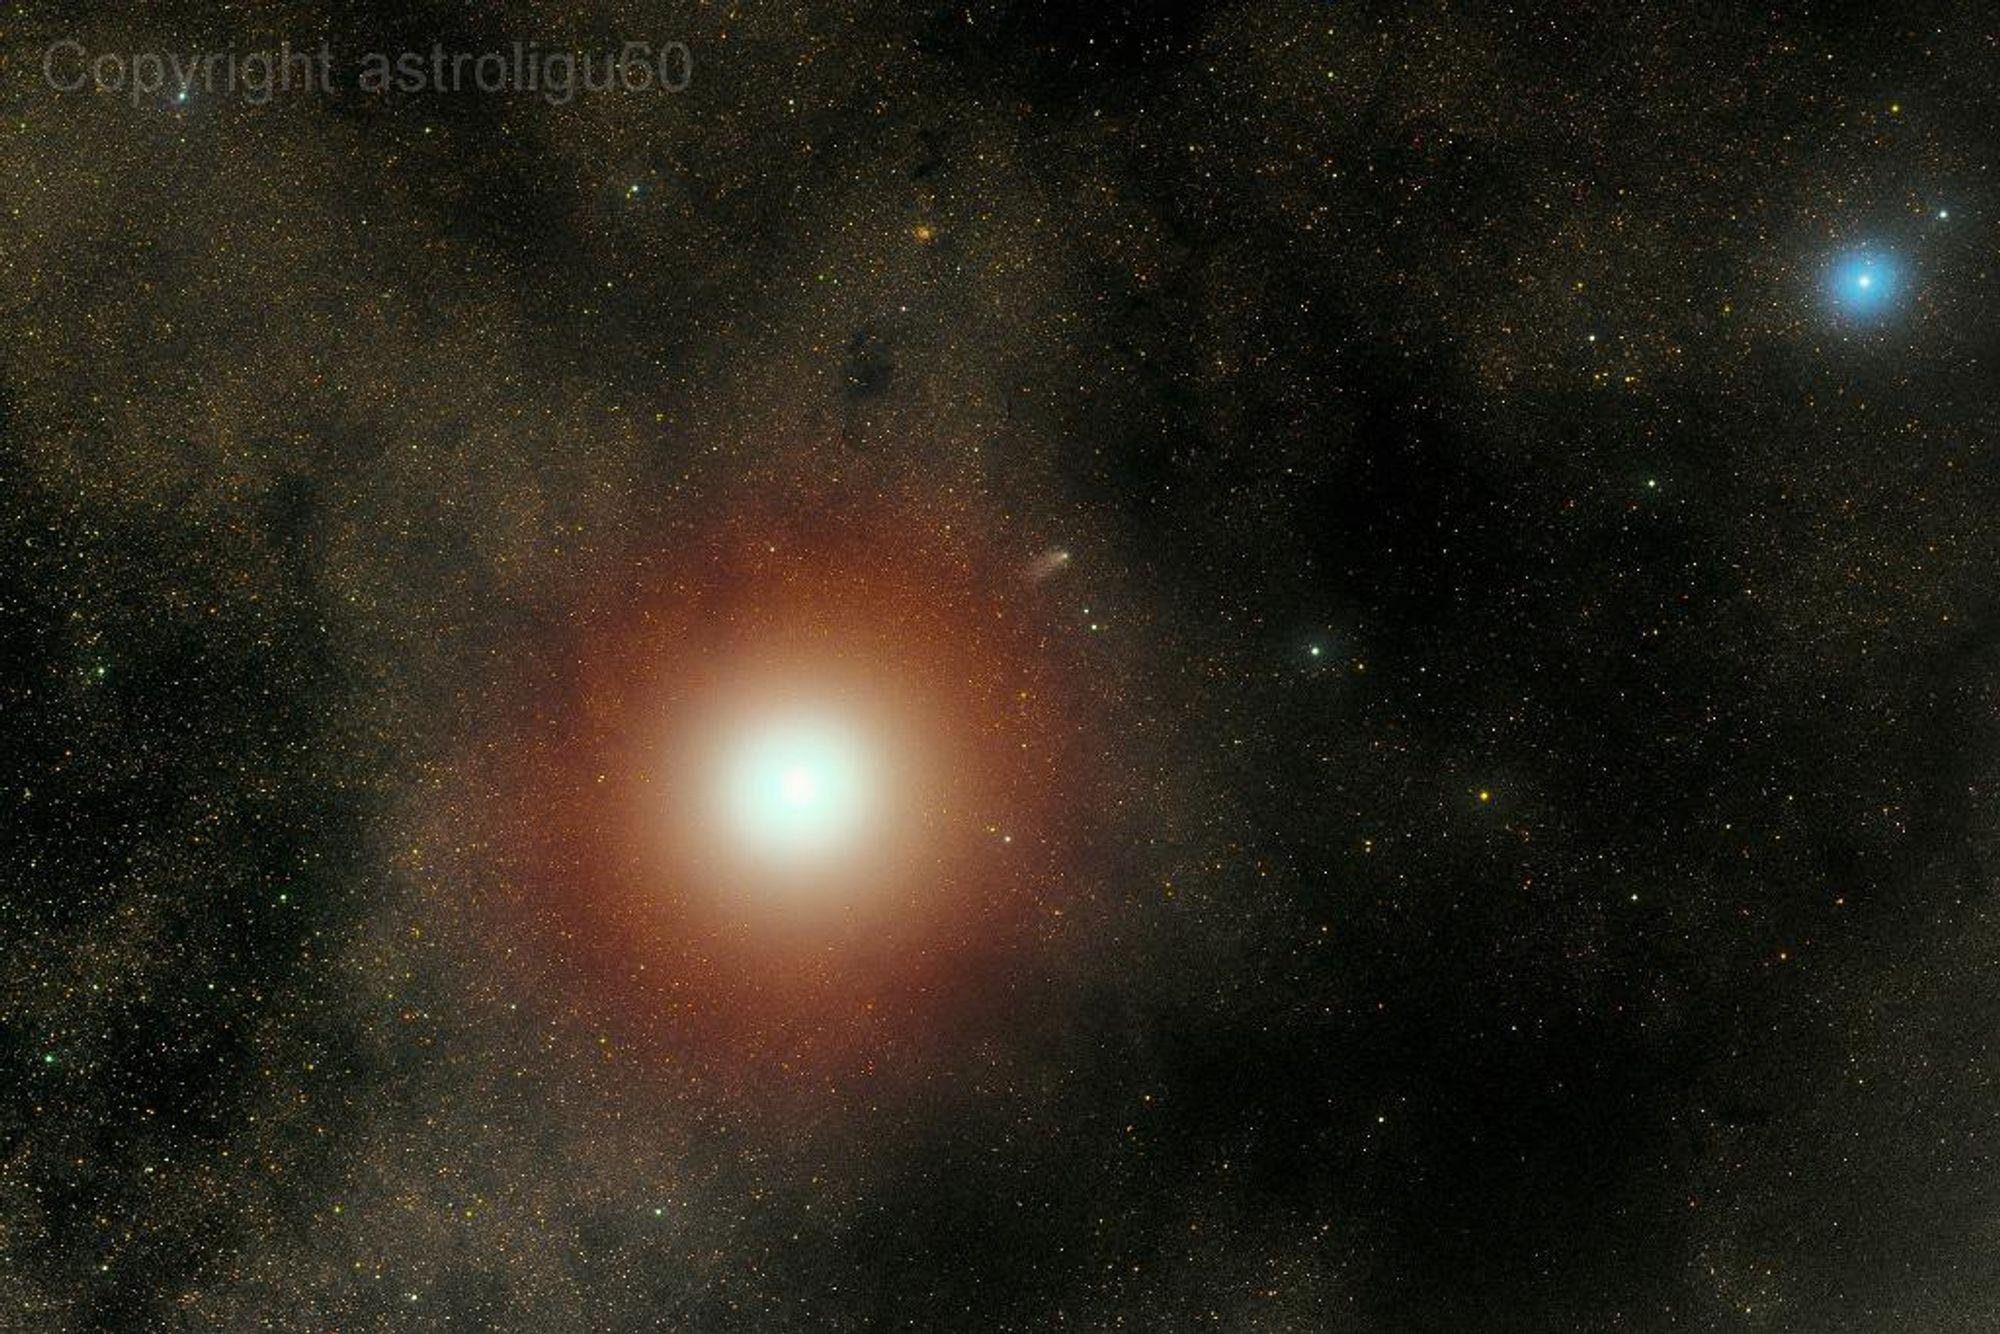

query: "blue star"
left=1827, top=248, right=1901, bottom=320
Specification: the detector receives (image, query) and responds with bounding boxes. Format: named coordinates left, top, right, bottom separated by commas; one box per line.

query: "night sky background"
left=4, top=1, right=1999, bottom=1329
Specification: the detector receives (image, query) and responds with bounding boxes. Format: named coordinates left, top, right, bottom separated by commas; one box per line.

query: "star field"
left=2, top=2, right=1998, bottom=1329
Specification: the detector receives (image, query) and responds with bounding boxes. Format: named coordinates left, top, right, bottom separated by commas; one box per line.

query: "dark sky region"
left=3, top=2, right=1998, bottom=1330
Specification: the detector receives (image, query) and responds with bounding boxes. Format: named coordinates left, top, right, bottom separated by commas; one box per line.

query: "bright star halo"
left=715, top=706, right=880, bottom=873
left=488, top=490, right=1096, bottom=1071
left=654, top=657, right=931, bottom=921
left=1827, top=247, right=1901, bottom=321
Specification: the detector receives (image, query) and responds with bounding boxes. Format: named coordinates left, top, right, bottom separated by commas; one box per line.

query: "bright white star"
left=1827, top=248, right=1901, bottom=320
left=717, top=710, right=878, bottom=873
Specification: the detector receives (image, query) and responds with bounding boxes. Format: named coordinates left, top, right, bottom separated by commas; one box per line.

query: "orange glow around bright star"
left=483, top=487, right=1094, bottom=1072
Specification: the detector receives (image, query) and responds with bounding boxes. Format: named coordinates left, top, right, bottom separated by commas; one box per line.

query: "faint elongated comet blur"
left=1027, top=547, right=1072, bottom=583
